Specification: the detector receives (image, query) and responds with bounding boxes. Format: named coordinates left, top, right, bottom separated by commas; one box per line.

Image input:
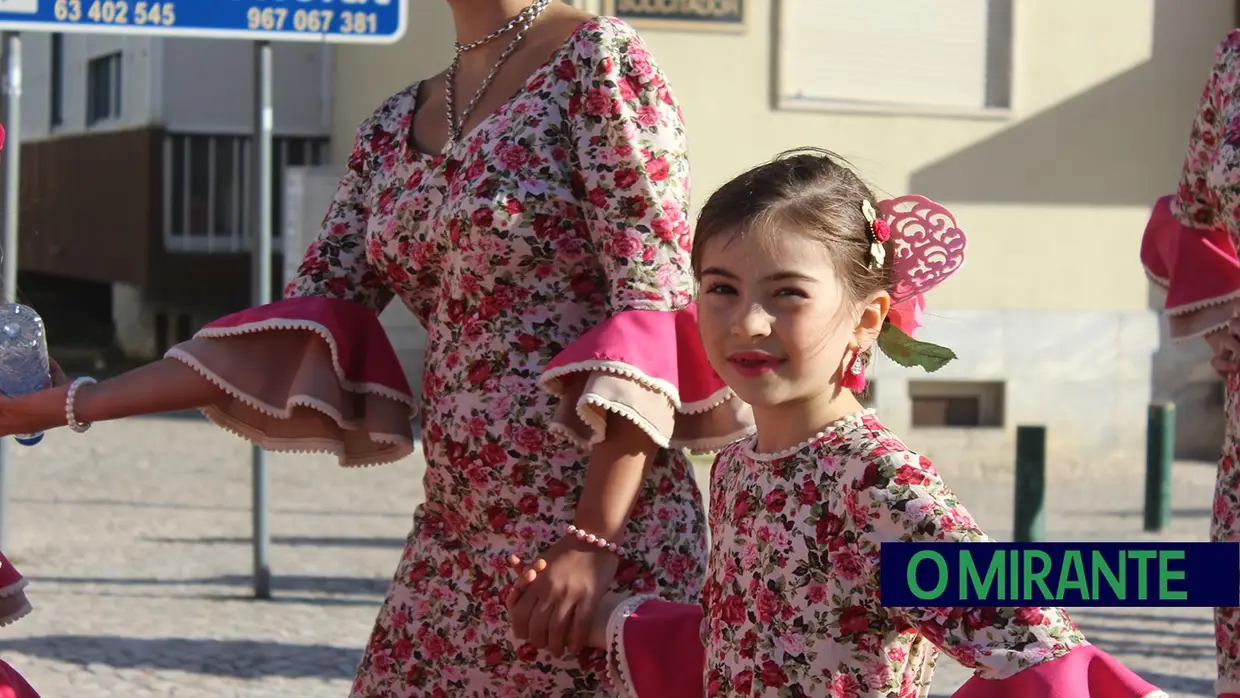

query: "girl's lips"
left=727, top=352, right=785, bottom=376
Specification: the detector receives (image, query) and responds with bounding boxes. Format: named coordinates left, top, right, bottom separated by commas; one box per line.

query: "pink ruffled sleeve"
left=164, top=120, right=416, bottom=467
left=1141, top=195, right=1240, bottom=340
left=540, top=19, right=753, bottom=454
left=602, top=595, right=704, bottom=697
left=860, top=453, right=1165, bottom=698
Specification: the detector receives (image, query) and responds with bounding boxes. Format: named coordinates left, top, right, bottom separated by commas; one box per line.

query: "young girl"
left=507, top=149, right=1165, bottom=697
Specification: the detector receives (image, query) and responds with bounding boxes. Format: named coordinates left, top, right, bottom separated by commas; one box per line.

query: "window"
left=49, top=33, right=63, bottom=128
left=909, top=381, right=1004, bottom=428
left=86, top=52, right=122, bottom=124
left=163, top=134, right=330, bottom=252
left=776, top=0, right=1013, bottom=114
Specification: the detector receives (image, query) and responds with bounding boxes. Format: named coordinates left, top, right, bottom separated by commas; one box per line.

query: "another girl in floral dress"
left=0, top=4, right=751, bottom=696
left=1141, top=28, right=1240, bottom=698
left=513, top=149, right=1165, bottom=697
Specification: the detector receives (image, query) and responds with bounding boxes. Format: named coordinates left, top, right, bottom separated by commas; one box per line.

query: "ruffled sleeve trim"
left=1141, top=195, right=1240, bottom=341
left=541, top=304, right=754, bottom=454
left=603, top=596, right=704, bottom=698
left=165, top=296, right=417, bottom=467
left=0, top=550, right=32, bottom=628
left=953, top=644, right=1165, bottom=698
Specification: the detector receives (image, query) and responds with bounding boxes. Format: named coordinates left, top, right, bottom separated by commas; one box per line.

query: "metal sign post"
left=0, top=0, right=408, bottom=597
left=0, top=31, right=19, bottom=552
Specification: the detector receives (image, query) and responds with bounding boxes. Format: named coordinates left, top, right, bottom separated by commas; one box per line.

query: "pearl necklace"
left=743, top=409, right=874, bottom=461
left=443, top=0, right=552, bottom=154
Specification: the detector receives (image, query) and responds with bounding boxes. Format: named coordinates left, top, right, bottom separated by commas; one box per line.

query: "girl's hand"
left=1207, top=322, right=1240, bottom=377
left=507, top=536, right=619, bottom=657
left=506, top=554, right=617, bottom=650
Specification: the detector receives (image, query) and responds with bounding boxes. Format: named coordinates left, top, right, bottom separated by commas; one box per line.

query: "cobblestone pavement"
left=0, top=415, right=1223, bottom=696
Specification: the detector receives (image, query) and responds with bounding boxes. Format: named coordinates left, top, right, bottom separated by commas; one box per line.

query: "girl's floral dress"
left=602, top=411, right=1164, bottom=698
left=162, top=16, right=752, bottom=697
left=1141, top=28, right=1240, bottom=698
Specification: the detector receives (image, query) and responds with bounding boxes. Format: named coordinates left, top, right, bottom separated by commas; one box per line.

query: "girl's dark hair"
left=691, top=147, right=893, bottom=303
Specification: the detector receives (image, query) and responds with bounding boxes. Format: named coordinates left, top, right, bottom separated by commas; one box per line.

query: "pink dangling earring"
left=841, top=347, right=867, bottom=392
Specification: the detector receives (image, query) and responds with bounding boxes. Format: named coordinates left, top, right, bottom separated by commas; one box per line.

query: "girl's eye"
left=705, top=283, right=737, bottom=295
left=775, top=287, right=808, bottom=299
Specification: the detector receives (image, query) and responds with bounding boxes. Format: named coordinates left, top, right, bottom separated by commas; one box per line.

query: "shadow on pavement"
left=12, top=496, right=413, bottom=520
left=0, top=636, right=363, bottom=680
left=27, top=573, right=390, bottom=597
left=142, top=535, right=406, bottom=550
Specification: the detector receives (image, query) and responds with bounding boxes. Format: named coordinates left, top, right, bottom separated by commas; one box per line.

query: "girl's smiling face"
left=695, top=227, right=858, bottom=413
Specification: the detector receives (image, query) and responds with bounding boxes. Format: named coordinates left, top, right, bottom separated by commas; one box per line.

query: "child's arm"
left=506, top=556, right=705, bottom=698
left=856, top=452, right=1166, bottom=698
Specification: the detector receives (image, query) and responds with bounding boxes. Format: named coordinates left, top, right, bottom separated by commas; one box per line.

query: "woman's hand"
left=507, top=536, right=620, bottom=657
left=0, top=359, right=73, bottom=437
left=1208, top=318, right=1240, bottom=377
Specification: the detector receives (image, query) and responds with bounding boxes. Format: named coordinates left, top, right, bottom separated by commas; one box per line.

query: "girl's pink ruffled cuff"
left=0, top=550, right=30, bottom=628
left=1141, top=194, right=1240, bottom=340
left=540, top=304, right=754, bottom=454
left=955, top=644, right=1165, bottom=697
left=605, top=597, right=703, bottom=698
left=165, top=296, right=417, bottom=467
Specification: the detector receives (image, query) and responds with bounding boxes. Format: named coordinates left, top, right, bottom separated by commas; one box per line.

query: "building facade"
left=318, top=0, right=1236, bottom=472
left=8, top=33, right=332, bottom=359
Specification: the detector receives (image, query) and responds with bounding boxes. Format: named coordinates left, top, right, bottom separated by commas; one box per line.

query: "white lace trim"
left=604, top=593, right=659, bottom=698
left=1143, top=267, right=1170, bottom=290
left=578, top=394, right=669, bottom=449
left=191, top=318, right=418, bottom=408
left=167, top=347, right=415, bottom=468
left=198, top=405, right=414, bottom=467
left=1164, top=286, right=1240, bottom=317
left=673, top=424, right=757, bottom=456
left=743, top=409, right=873, bottom=461
left=0, top=577, right=26, bottom=598
left=1171, top=317, right=1232, bottom=344
left=541, top=359, right=738, bottom=415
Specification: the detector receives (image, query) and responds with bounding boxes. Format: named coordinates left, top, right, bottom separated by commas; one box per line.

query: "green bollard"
left=1013, top=425, right=1046, bottom=543
left=1144, top=403, right=1175, bottom=533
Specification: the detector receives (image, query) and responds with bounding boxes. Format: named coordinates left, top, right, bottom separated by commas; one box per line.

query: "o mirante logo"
left=879, top=542, right=1239, bottom=608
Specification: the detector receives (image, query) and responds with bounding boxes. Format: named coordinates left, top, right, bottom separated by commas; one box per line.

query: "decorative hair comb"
left=863, top=194, right=968, bottom=373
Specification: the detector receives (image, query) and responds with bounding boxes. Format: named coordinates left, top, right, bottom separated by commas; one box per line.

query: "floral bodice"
left=1176, top=29, right=1240, bottom=237
left=701, top=411, right=1088, bottom=696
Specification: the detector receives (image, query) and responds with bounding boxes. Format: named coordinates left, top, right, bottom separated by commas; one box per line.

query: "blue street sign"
left=0, top=0, right=407, bottom=44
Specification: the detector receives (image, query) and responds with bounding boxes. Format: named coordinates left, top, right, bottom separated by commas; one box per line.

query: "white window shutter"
left=779, top=0, right=1004, bottom=111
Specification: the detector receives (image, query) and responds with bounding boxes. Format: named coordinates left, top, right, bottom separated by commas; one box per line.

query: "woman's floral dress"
left=603, top=411, right=1164, bottom=697
left=165, top=16, right=753, bottom=698
left=1144, top=28, right=1240, bottom=697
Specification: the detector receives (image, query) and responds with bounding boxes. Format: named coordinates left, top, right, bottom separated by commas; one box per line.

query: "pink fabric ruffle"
left=954, top=644, right=1165, bottom=698
left=0, top=550, right=30, bottom=628
left=1141, top=194, right=1240, bottom=340
left=0, top=660, right=38, bottom=698
left=540, top=304, right=754, bottom=454
left=165, top=296, right=417, bottom=467
left=609, top=597, right=704, bottom=697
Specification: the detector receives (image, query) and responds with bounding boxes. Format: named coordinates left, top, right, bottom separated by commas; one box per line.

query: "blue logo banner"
left=880, top=542, right=1238, bottom=607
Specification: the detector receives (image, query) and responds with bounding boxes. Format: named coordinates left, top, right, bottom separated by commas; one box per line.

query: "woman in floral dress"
left=0, top=3, right=751, bottom=696
left=1141, top=29, right=1240, bottom=698
left=515, top=149, right=1164, bottom=697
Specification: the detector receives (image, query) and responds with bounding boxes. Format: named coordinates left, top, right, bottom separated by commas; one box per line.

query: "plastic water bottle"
left=0, top=303, right=50, bottom=447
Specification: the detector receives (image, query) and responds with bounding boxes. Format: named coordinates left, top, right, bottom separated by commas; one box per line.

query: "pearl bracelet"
left=65, top=376, right=97, bottom=434
left=565, top=524, right=625, bottom=556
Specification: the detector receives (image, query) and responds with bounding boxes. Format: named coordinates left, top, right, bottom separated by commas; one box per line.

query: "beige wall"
left=332, top=0, right=1234, bottom=313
